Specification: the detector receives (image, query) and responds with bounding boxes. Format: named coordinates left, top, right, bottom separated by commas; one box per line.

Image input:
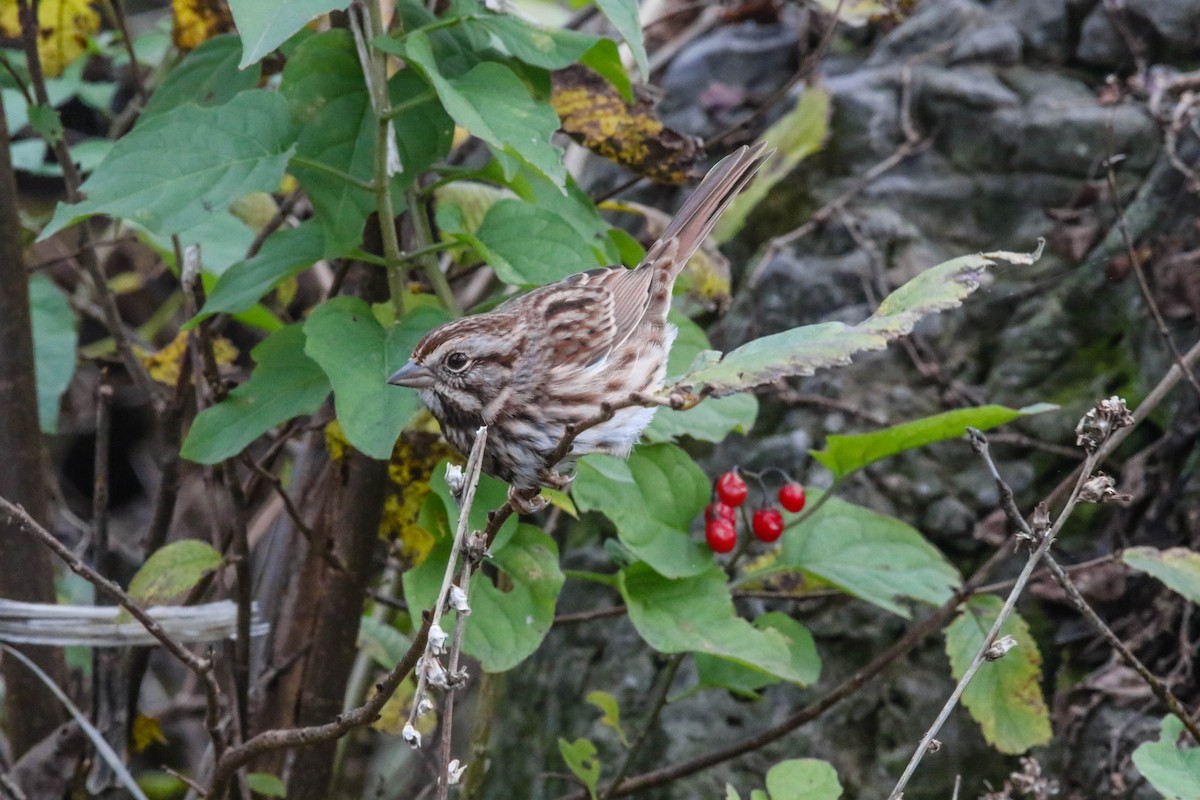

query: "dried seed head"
left=445, top=463, right=466, bottom=501
left=429, top=623, right=448, bottom=655
left=1075, top=396, right=1134, bottom=452
left=1078, top=472, right=1132, bottom=504
left=420, top=656, right=451, bottom=689
left=985, top=635, right=1019, bottom=661
left=925, top=739, right=942, bottom=754
left=403, top=723, right=422, bottom=748
left=447, top=759, right=467, bottom=785
left=416, top=696, right=434, bottom=718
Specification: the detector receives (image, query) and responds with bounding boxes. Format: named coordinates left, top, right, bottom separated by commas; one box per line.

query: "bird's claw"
left=508, top=485, right=547, bottom=514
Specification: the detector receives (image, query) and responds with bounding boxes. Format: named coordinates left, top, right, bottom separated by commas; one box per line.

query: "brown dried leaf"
left=551, top=64, right=702, bottom=184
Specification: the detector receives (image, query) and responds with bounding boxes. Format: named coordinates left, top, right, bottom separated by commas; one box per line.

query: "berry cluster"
left=703, top=468, right=807, bottom=554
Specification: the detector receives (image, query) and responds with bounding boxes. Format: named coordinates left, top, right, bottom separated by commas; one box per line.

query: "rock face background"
left=480, top=2, right=1200, bottom=798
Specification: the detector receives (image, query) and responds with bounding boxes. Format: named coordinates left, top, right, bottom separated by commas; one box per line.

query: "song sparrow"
left=389, top=143, right=771, bottom=494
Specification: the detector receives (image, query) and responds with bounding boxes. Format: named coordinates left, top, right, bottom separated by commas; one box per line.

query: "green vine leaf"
left=304, top=299, right=449, bottom=460
left=141, top=34, right=260, bottom=119
left=694, top=612, right=821, bottom=697
left=594, top=0, right=648, bottom=77
left=558, top=738, right=601, bottom=800
left=763, top=759, right=843, bottom=800
left=181, top=325, right=330, bottom=464
left=41, top=90, right=297, bottom=239
left=29, top=274, right=77, bottom=434
left=127, top=540, right=223, bottom=607
left=1123, top=547, right=1200, bottom=604
left=673, top=247, right=1041, bottom=397
left=228, top=0, right=352, bottom=68
left=1132, top=715, right=1200, bottom=800
left=810, top=403, right=1057, bottom=481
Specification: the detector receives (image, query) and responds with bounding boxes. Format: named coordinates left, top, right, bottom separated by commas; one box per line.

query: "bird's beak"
left=388, top=361, right=435, bottom=389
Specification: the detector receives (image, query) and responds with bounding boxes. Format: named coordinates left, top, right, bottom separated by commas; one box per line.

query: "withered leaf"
left=551, top=64, right=702, bottom=184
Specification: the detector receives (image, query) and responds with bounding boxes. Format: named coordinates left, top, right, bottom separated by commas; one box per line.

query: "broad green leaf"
left=675, top=249, right=1039, bottom=397
left=573, top=444, right=713, bottom=578
left=586, top=690, right=630, bottom=746
left=399, top=33, right=565, bottom=186
left=29, top=275, right=77, bottom=434
left=776, top=491, right=960, bottom=618
left=304, top=299, right=449, bottom=460
left=194, top=222, right=325, bottom=324
left=181, top=325, right=330, bottom=464
left=389, top=69, right=455, bottom=177
left=945, top=595, right=1052, bottom=754
left=228, top=0, right=352, bottom=68
left=620, top=563, right=818, bottom=684
left=140, top=209, right=258, bottom=277
left=280, top=31, right=386, bottom=255
left=459, top=10, right=630, bottom=99
left=727, top=786, right=742, bottom=800
left=714, top=89, right=830, bottom=243
left=357, top=617, right=412, bottom=669
left=127, top=540, right=223, bottom=606
left=465, top=524, right=565, bottom=672
left=765, top=759, right=843, bottom=800
left=41, top=90, right=297, bottom=239
left=558, top=738, right=601, bottom=800
left=1132, top=716, right=1200, bottom=800
left=141, top=34, right=261, bottom=118
left=1123, top=547, right=1200, bottom=604
left=28, top=104, right=63, bottom=145
left=440, top=198, right=597, bottom=285
left=810, top=403, right=1057, bottom=481
left=646, top=312, right=758, bottom=443
left=694, top=612, right=821, bottom=697
left=491, top=162, right=619, bottom=264
left=245, top=773, right=286, bottom=798
left=595, top=0, right=648, bottom=77
left=427, top=460, right=519, bottom=554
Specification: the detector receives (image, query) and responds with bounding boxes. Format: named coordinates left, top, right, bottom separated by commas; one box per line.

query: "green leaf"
left=399, top=33, right=565, bottom=186
left=181, top=325, right=330, bottom=464
left=41, top=90, right=297, bottom=239
left=1123, top=547, right=1200, bottom=604
left=490, top=162, right=619, bottom=264
left=465, top=524, right=565, bottom=672
left=620, top=563, right=817, bottom=684
left=713, top=89, right=830, bottom=243
left=440, top=198, right=597, bottom=285
left=1132, top=716, right=1200, bottom=800
left=558, top=738, right=601, bottom=800
left=357, top=617, right=412, bottom=669
left=127, top=540, right=223, bottom=606
left=944, top=595, right=1052, bottom=754
left=245, top=773, right=286, bottom=798
left=461, top=11, right=630, bottom=99
left=675, top=249, right=1039, bottom=397
left=573, top=444, right=713, bottom=578
left=304, top=299, right=449, bottom=460
left=228, top=0, right=353, bottom=68
left=810, top=403, right=1057, bottom=481
left=764, top=759, right=843, bottom=800
left=194, top=221, right=325, bottom=324
left=141, top=34, right=261, bottom=118
left=595, top=0, right=648, bottom=77
left=389, top=69, right=455, bottom=176
left=280, top=31, right=386, bottom=255
left=586, top=690, right=630, bottom=746
left=775, top=491, right=960, bottom=618
left=694, top=612, right=821, bottom=697
left=646, top=312, right=758, bottom=443
left=28, top=104, right=63, bottom=145
left=29, top=275, right=77, bottom=434
left=726, top=786, right=742, bottom=800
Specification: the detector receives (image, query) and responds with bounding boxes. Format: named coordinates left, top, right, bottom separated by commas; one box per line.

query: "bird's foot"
left=507, top=485, right=547, bottom=514
left=538, top=468, right=574, bottom=491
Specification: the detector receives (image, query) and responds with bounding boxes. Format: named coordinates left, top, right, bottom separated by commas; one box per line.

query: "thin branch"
left=601, top=654, right=685, bottom=799
left=1102, top=162, right=1200, bottom=399
left=886, top=431, right=1098, bottom=799
left=0, top=496, right=226, bottom=760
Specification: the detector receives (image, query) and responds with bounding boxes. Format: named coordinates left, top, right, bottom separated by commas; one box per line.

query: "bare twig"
left=1102, top=162, right=1200, bottom=400
left=885, top=430, right=1099, bottom=799
left=0, top=496, right=226, bottom=759
left=601, top=654, right=685, bottom=799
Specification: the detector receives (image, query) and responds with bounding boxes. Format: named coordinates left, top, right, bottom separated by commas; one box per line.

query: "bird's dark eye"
left=445, top=352, right=469, bottom=373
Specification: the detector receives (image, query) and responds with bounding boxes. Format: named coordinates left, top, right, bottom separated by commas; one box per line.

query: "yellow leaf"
left=371, top=676, right=436, bottom=736
left=380, top=431, right=458, bottom=566
left=171, top=0, right=234, bottom=51
left=130, top=713, right=168, bottom=754
left=0, top=0, right=101, bottom=77
left=136, top=330, right=238, bottom=387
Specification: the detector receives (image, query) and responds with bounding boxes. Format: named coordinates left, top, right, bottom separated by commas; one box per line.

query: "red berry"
left=779, top=482, right=806, bottom=513
left=706, top=502, right=737, bottom=524
left=705, top=518, right=737, bottom=554
left=715, top=471, right=748, bottom=507
left=751, top=509, right=784, bottom=543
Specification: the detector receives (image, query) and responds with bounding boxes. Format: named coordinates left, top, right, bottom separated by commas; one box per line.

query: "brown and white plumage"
left=389, top=143, right=771, bottom=489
